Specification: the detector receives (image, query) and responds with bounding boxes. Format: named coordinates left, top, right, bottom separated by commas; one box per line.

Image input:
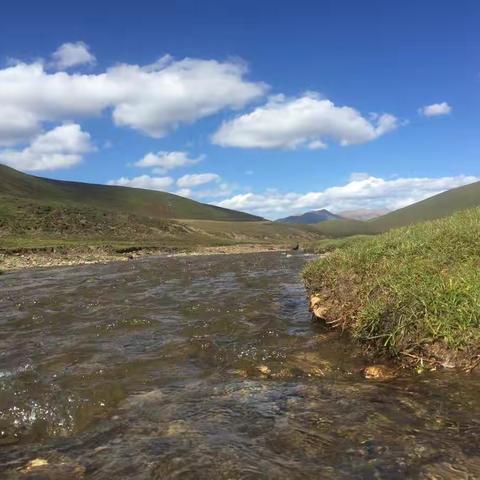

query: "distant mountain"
left=338, top=208, right=390, bottom=221
left=276, top=209, right=345, bottom=224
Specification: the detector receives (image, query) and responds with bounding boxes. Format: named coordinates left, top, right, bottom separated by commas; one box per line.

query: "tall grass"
left=303, top=208, right=480, bottom=368
left=307, top=235, right=373, bottom=254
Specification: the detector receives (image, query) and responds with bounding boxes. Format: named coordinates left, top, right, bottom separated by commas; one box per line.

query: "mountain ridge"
left=0, top=164, right=262, bottom=222
left=307, top=180, right=480, bottom=237
left=276, top=209, right=345, bottom=224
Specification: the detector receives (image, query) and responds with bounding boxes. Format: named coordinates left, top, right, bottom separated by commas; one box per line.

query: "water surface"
left=1, top=252, right=480, bottom=479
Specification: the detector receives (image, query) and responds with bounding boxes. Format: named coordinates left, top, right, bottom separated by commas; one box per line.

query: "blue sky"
left=0, top=0, right=479, bottom=218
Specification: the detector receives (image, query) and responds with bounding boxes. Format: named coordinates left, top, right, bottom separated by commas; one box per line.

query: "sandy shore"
left=0, top=244, right=288, bottom=273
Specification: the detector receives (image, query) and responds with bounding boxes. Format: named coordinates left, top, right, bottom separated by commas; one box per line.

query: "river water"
left=1, top=252, right=480, bottom=479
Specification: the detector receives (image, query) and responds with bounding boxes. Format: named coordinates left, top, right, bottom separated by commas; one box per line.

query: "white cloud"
left=216, top=174, right=478, bottom=219
left=134, top=150, right=204, bottom=173
left=105, top=171, right=230, bottom=199
left=212, top=93, right=399, bottom=149
left=51, top=42, right=96, bottom=69
left=307, top=140, right=327, bottom=150
left=419, top=102, right=452, bottom=117
left=176, top=173, right=220, bottom=188
left=107, top=175, right=174, bottom=191
left=0, top=52, right=267, bottom=146
left=191, top=182, right=235, bottom=199
left=0, top=105, right=40, bottom=147
left=175, top=181, right=235, bottom=200
left=0, top=123, right=94, bottom=171
left=175, top=188, right=193, bottom=198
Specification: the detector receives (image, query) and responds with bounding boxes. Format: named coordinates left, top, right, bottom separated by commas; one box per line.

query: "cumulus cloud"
left=134, top=150, right=204, bottom=173
left=192, top=182, right=235, bottom=199
left=0, top=105, right=40, bottom=147
left=51, top=42, right=96, bottom=69
left=212, top=93, right=399, bottom=149
left=175, top=188, right=193, bottom=198
left=419, top=102, right=452, bottom=117
left=175, top=181, right=235, bottom=200
left=0, top=53, right=267, bottom=146
left=176, top=173, right=220, bottom=188
left=216, top=174, right=478, bottom=218
left=0, top=123, right=94, bottom=171
left=107, top=175, right=174, bottom=191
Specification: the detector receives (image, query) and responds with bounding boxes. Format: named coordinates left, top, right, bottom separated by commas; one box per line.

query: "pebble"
left=362, top=365, right=397, bottom=380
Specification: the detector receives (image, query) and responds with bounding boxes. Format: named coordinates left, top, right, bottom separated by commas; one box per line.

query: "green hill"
left=0, top=164, right=261, bottom=222
left=0, top=165, right=323, bottom=266
left=369, top=180, right=480, bottom=232
left=308, top=180, right=480, bottom=238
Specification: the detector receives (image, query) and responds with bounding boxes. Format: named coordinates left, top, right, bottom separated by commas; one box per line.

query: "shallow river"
left=1, top=252, right=480, bottom=479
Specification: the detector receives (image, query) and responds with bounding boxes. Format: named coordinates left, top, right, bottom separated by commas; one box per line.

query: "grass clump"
left=303, top=208, right=480, bottom=369
left=310, top=235, right=373, bottom=254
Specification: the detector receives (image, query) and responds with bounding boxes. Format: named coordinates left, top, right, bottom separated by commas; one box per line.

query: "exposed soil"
left=307, top=292, right=480, bottom=372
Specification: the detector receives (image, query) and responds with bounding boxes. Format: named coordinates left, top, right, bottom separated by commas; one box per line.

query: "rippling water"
left=1, top=252, right=480, bottom=479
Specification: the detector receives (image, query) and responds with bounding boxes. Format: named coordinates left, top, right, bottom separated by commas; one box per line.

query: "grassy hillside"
left=306, top=180, right=480, bottom=238
left=308, top=218, right=374, bottom=237
left=0, top=165, right=324, bottom=267
left=0, top=164, right=261, bottom=222
left=180, top=219, right=321, bottom=243
left=369, top=180, right=480, bottom=231
left=303, top=208, right=480, bottom=369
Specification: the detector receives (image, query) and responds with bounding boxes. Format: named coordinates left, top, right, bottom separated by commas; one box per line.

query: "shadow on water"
left=1, top=252, right=479, bottom=479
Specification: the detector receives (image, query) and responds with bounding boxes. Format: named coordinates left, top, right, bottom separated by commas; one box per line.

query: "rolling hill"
left=276, top=209, right=345, bottom=224
left=337, top=208, right=389, bottom=221
left=308, top=180, right=480, bottom=238
left=0, top=164, right=261, bottom=222
left=369, top=180, right=480, bottom=231
left=0, top=164, right=323, bottom=255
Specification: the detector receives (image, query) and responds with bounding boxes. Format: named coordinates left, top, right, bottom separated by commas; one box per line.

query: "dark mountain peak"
left=275, top=209, right=345, bottom=224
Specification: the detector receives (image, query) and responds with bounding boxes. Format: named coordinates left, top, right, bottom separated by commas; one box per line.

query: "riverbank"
left=303, top=208, right=480, bottom=371
left=0, top=243, right=288, bottom=272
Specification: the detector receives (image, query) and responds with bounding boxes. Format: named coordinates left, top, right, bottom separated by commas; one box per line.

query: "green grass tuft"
left=306, top=235, right=373, bottom=254
left=303, top=208, right=480, bottom=368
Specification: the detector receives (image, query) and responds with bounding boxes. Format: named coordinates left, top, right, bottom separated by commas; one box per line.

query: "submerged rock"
left=22, top=458, right=49, bottom=471
left=256, top=365, right=272, bottom=376
left=19, top=456, right=85, bottom=479
left=362, top=365, right=397, bottom=381
left=309, top=294, right=329, bottom=320
left=287, top=352, right=332, bottom=377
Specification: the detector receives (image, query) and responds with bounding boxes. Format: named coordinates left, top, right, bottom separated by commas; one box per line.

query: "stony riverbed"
left=1, top=252, right=479, bottom=479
